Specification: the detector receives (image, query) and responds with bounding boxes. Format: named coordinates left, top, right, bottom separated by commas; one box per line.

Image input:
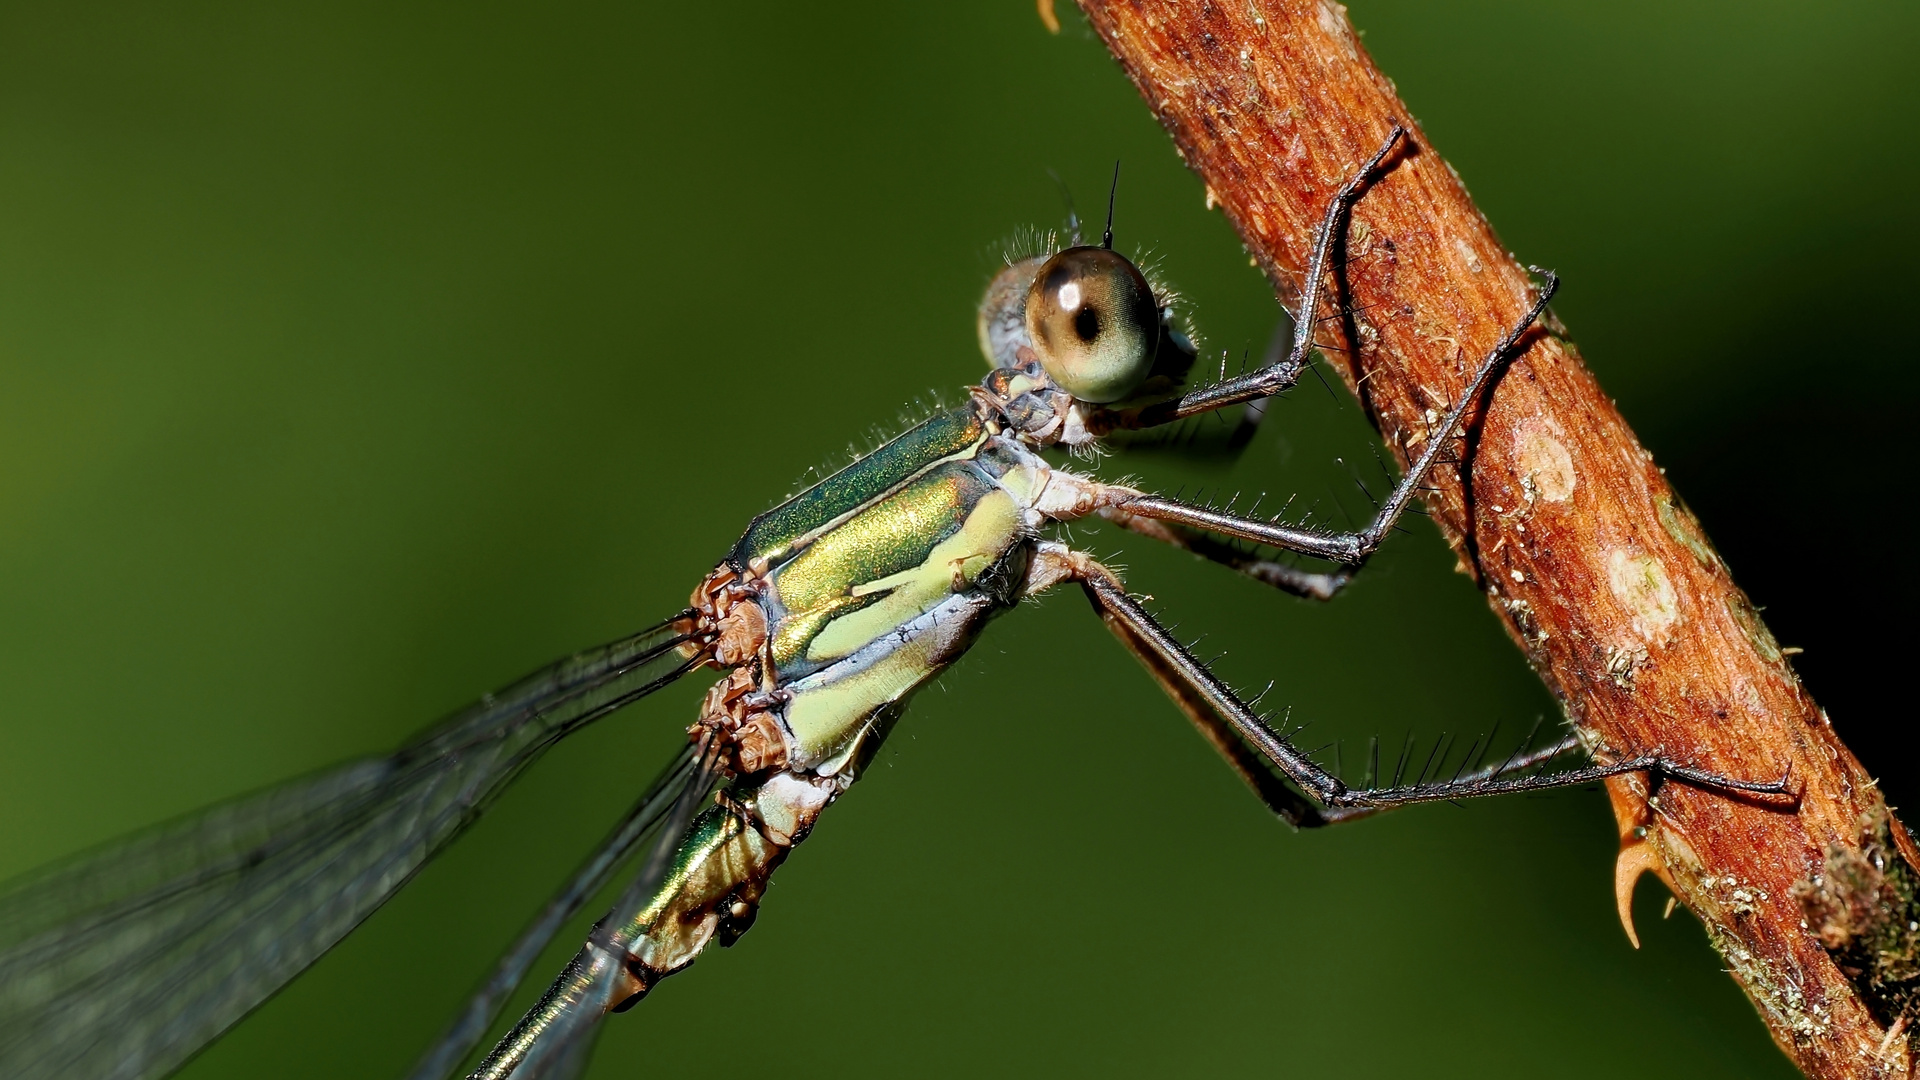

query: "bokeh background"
left=1, top=1, right=1913, bottom=1077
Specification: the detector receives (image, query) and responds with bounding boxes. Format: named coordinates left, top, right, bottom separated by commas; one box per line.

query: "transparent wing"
left=405, top=748, right=699, bottom=1080
left=0, top=610, right=707, bottom=1080
left=460, top=740, right=726, bottom=1080
left=521, top=1026, right=602, bottom=1080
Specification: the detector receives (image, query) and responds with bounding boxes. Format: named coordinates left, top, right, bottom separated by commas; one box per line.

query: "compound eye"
left=1023, top=246, right=1159, bottom=403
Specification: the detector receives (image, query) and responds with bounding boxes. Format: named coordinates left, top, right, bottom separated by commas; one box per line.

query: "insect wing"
left=516, top=1026, right=602, bottom=1080
left=456, top=740, right=725, bottom=1080
left=406, top=748, right=700, bottom=1080
left=0, top=611, right=705, bottom=1080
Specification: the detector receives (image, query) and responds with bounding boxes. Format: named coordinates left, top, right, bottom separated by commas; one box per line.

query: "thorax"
left=750, top=408, right=1050, bottom=681
left=694, top=404, right=1058, bottom=777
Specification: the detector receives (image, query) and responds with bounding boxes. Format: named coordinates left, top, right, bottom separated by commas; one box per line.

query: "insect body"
left=0, top=127, right=1782, bottom=1080
left=476, top=243, right=1217, bottom=1078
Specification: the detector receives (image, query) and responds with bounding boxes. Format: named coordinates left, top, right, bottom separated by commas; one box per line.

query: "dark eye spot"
left=1073, top=305, right=1100, bottom=342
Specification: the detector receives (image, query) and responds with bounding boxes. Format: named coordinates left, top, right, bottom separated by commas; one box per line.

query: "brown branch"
left=1074, top=2, right=1920, bottom=1076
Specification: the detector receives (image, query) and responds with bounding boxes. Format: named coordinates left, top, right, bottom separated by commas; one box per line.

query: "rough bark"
left=1071, top=2, right=1920, bottom=1076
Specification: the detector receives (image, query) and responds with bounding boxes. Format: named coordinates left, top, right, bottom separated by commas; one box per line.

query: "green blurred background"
left=0, top=1, right=1913, bottom=1076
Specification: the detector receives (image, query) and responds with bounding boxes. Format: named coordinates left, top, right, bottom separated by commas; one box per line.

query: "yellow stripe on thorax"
left=805, top=488, right=1021, bottom=664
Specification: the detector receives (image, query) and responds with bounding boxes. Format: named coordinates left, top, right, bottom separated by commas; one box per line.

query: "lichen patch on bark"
left=1797, top=810, right=1920, bottom=1043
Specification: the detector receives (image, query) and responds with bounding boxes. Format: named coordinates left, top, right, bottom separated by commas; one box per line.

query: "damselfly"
left=0, top=126, right=1782, bottom=1080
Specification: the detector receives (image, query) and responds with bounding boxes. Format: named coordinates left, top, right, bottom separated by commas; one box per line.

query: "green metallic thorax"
left=730, top=405, right=1043, bottom=688
left=729, top=407, right=988, bottom=571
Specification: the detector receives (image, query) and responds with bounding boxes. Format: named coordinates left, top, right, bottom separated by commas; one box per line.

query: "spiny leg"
left=1083, top=574, right=1359, bottom=826
left=1080, top=311, right=1312, bottom=596
left=1092, top=506, right=1354, bottom=601
left=1057, top=271, right=1558, bottom=597
left=1131, top=311, right=1292, bottom=463
left=1092, top=123, right=1408, bottom=434
left=1028, top=543, right=1790, bottom=813
left=1101, top=602, right=1583, bottom=827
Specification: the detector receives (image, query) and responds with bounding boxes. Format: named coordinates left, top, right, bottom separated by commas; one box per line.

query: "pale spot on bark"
left=1452, top=236, right=1484, bottom=274
left=1514, top=419, right=1575, bottom=504
left=1608, top=548, right=1681, bottom=644
left=1316, top=1, right=1358, bottom=61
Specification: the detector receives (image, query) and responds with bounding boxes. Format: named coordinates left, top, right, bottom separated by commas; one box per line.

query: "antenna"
left=1102, top=161, right=1120, bottom=249
left=1047, top=168, right=1082, bottom=246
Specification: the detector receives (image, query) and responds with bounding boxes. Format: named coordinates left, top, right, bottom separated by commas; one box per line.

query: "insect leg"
left=1027, top=543, right=1791, bottom=813
left=1110, top=585, right=1583, bottom=822
left=1063, top=271, right=1557, bottom=598
left=1090, top=507, right=1355, bottom=601
left=1093, top=123, right=1407, bottom=433
left=1088, top=583, right=1362, bottom=826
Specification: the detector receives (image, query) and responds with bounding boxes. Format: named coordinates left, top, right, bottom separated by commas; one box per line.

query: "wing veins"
left=0, top=610, right=707, bottom=1080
